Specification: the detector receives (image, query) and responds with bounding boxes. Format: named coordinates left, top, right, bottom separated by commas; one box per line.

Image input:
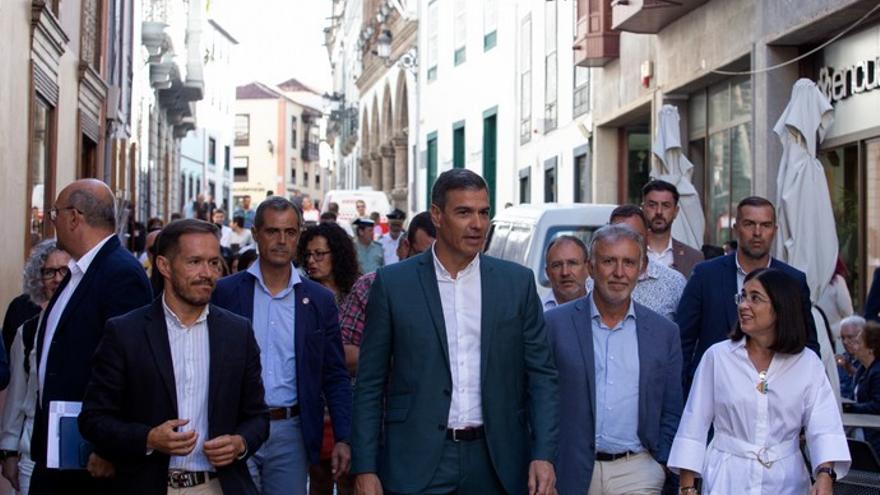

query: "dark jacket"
left=79, top=301, right=269, bottom=495
left=32, top=236, right=152, bottom=468
left=675, top=253, right=819, bottom=389
left=865, top=268, right=880, bottom=323
left=211, top=269, right=351, bottom=465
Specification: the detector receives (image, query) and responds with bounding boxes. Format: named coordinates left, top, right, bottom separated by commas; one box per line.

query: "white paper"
left=46, top=401, right=81, bottom=469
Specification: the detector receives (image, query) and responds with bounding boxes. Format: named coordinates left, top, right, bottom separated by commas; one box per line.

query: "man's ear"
left=156, top=255, right=173, bottom=280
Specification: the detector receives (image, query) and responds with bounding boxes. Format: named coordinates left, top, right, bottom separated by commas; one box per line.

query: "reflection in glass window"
left=30, top=98, right=52, bottom=247
left=819, top=144, right=860, bottom=305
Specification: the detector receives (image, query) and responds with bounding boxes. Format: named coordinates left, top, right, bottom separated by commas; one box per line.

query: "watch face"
left=818, top=467, right=837, bottom=480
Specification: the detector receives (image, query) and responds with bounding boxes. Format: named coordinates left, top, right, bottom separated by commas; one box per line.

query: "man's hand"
left=1, top=456, right=19, bottom=490
left=331, top=442, right=352, bottom=480
left=86, top=453, right=115, bottom=478
left=203, top=434, right=246, bottom=468
left=528, top=460, right=556, bottom=495
left=354, top=473, right=383, bottom=495
left=146, top=419, right=198, bottom=456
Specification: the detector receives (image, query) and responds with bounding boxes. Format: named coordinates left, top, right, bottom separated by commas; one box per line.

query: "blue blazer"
left=675, top=254, right=819, bottom=388
left=79, top=301, right=269, bottom=495
left=545, top=297, right=682, bottom=495
left=211, top=269, right=351, bottom=464
left=32, top=235, right=152, bottom=467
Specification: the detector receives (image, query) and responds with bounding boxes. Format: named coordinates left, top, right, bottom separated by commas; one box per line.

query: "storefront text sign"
left=818, top=56, right=880, bottom=104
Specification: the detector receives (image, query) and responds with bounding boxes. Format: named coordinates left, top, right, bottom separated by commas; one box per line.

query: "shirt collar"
left=588, top=291, right=636, bottom=327
left=432, top=243, right=480, bottom=281
left=541, top=291, right=559, bottom=308
left=735, top=252, right=772, bottom=277
left=248, top=258, right=301, bottom=294
left=72, top=234, right=115, bottom=275
left=161, top=293, right=210, bottom=329
left=729, top=337, right=747, bottom=352
left=647, top=236, right=674, bottom=256
left=640, top=258, right=662, bottom=281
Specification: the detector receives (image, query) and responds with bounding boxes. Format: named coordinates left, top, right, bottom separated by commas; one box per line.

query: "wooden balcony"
left=612, top=0, right=708, bottom=34
left=573, top=0, right=620, bottom=68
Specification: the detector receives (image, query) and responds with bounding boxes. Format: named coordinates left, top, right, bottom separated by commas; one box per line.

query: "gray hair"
left=588, top=224, right=646, bottom=265
left=840, top=315, right=867, bottom=332
left=68, top=188, right=116, bottom=229
left=22, top=239, right=60, bottom=305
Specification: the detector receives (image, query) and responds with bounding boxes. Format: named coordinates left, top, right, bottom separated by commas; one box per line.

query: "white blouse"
left=668, top=339, right=851, bottom=495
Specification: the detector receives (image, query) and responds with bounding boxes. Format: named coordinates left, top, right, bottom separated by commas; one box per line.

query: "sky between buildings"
left=211, top=0, right=334, bottom=93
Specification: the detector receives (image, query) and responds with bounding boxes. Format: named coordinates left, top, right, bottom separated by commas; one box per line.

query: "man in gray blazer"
left=641, top=180, right=703, bottom=278
left=545, top=224, right=682, bottom=495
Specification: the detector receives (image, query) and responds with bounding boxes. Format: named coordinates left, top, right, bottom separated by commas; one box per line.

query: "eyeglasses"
left=40, top=266, right=69, bottom=280
left=49, top=205, right=81, bottom=222
left=304, top=250, right=332, bottom=261
left=734, top=292, right=769, bottom=306
left=547, top=260, right=586, bottom=272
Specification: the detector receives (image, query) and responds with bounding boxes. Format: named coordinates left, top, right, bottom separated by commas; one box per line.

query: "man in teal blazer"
left=351, top=169, right=559, bottom=495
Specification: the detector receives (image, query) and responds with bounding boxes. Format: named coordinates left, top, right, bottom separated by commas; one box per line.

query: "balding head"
left=53, top=179, right=116, bottom=258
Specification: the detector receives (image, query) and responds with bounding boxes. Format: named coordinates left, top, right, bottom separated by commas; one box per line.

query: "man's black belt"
left=268, top=404, right=301, bottom=421
left=446, top=426, right=485, bottom=442
left=168, top=470, right=218, bottom=489
left=595, top=451, right=639, bottom=462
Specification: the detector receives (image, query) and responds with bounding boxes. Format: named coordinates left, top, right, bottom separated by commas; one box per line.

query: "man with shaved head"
left=30, top=179, right=152, bottom=494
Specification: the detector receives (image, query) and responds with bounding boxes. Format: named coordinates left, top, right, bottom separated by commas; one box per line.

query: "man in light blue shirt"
left=544, top=224, right=683, bottom=495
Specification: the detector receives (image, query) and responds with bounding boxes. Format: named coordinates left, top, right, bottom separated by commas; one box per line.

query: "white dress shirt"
left=541, top=291, right=559, bottom=311
left=647, top=236, right=675, bottom=268
left=735, top=254, right=772, bottom=293
left=162, top=296, right=213, bottom=472
left=39, top=234, right=114, bottom=392
left=379, top=232, right=402, bottom=265
left=0, top=322, right=39, bottom=455
left=433, top=247, right=483, bottom=428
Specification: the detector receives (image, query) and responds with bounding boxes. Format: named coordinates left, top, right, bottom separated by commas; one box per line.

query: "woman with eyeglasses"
left=668, top=268, right=850, bottom=495
left=0, top=240, right=70, bottom=494
left=843, top=321, right=880, bottom=456
left=295, top=222, right=360, bottom=495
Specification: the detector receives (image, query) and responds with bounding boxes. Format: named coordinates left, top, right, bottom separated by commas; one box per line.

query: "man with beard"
left=79, top=219, right=269, bottom=495
left=31, top=179, right=152, bottom=494
left=641, top=180, right=703, bottom=279
left=211, top=197, right=351, bottom=495
left=675, top=196, right=819, bottom=391
left=542, top=236, right=590, bottom=310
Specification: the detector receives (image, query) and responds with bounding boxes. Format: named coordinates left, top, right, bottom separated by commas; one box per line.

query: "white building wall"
left=233, top=98, right=282, bottom=200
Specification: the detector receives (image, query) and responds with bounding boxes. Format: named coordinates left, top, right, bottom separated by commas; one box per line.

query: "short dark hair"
left=407, top=211, right=437, bottom=245
left=729, top=268, right=806, bottom=354
left=232, top=215, right=245, bottom=228
left=545, top=235, right=589, bottom=261
left=736, top=196, right=776, bottom=223
left=641, top=180, right=680, bottom=204
left=320, top=211, right=337, bottom=222
left=254, top=196, right=302, bottom=229
left=213, top=208, right=226, bottom=216
left=155, top=219, right=220, bottom=259
left=431, top=169, right=488, bottom=211
left=610, top=204, right=649, bottom=231
left=69, top=188, right=116, bottom=230
left=863, top=322, right=880, bottom=357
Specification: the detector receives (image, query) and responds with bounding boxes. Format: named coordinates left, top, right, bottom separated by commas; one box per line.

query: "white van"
left=321, top=189, right=392, bottom=232
left=485, top=203, right=617, bottom=298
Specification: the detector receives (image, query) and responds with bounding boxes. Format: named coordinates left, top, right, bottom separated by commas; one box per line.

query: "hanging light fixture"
left=376, top=30, right=392, bottom=60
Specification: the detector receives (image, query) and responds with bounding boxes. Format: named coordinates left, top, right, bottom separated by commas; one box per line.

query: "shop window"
left=689, top=76, right=752, bottom=245
left=625, top=127, right=651, bottom=206
left=819, top=144, right=861, bottom=306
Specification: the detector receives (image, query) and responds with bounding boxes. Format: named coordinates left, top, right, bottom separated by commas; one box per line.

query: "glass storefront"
left=625, top=127, right=651, bottom=205
left=689, top=76, right=753, bottom=245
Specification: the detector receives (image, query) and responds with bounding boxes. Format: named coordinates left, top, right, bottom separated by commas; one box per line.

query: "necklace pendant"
left=756, top=370, right=769, bottom=395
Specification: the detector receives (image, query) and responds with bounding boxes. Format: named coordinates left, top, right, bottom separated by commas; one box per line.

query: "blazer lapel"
left=145, top=301, right=178, bottom=414
left=479, top=255, right=497, bottom=384
left=55, top=237, right=120, bottom=336
left=293, top=282, right=308, bottom=385
left=575, top=299, right=596, bottom=423
left=35, top=271, right=70, bottom=368
left=207, top=307, right=225, bottom=431
left=238, top=274, right=256, bottom=320
left=416, top=250, right=449, bottom=369
left=634, top=304, right=651, bottom=435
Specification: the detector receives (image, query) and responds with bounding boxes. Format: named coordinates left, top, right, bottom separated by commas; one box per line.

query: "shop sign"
left=817, top=56, right=880, bottom=104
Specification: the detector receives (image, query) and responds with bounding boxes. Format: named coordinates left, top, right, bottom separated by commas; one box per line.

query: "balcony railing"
left=301, top=141, right=320, bottom=162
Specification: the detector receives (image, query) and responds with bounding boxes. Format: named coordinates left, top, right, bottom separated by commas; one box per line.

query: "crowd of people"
left=1, top=169, right=879, bottom=494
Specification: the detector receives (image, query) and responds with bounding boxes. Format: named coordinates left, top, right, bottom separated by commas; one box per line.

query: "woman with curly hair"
left=296, top=222, right=361, bottom=304
left=296, top=222, right=360, bottom=495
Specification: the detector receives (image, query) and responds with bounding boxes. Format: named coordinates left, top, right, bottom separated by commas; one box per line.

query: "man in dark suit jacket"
left=212, top=197, right=351, bottom=495
left=864, top=268, right=880, bottom=322
left=31, top=179, right=153, bottom=493
left=641, top=180, right=704, bottom=278
left=352, top=169, right=559, bottom=495
left=676, top=196, right=819, bottom=389
left=80, top=219, right=269, bottom=495
left=546, top=224, right=682, bottom=494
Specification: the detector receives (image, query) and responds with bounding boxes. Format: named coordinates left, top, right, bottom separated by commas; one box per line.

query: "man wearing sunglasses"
left=211, top=197, right=351, bottom=495
left=30, top=179, right=152, bottom=494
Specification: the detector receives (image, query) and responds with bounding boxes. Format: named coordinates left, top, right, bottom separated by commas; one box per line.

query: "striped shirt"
left=162, top=296, right=213, bottom=472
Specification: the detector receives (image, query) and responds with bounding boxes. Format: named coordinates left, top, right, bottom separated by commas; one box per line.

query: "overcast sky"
left=210, top=0, right=334, bottom=92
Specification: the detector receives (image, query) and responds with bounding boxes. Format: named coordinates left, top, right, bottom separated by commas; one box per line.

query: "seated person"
left=845, top=321, right=880, bottom=456
left=836, top=315, right=866, bottom=400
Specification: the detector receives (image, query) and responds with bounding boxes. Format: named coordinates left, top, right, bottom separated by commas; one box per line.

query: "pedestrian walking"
left=545, top=224, right=683, bottom=495
left=212, top=198, right=351, bottom=495
left=541, top=236, right=590, bottom=310
left=378, top=209, right=406, bottom=266
left=352, top=218, right=383, bottom=274
left=30, top=179, right=152, bottom=494
left=79, top=219, right=269, bottom=495
left=351, top=169, right=559, bottom=495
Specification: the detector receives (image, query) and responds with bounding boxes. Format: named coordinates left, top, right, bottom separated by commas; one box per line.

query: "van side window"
left=485, top=223, right=510, bottom=257
left=504, top=225, right=532, bottom=266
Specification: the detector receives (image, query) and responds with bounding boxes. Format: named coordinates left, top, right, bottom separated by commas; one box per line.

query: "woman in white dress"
left=668, top=268, right=850, bottom=495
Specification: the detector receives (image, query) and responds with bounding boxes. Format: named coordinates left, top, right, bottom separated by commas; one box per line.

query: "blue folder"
left=59, top=416, right=93, bottom=470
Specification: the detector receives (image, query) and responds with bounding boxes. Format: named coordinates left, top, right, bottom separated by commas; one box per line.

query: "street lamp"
left=376, top=30, right=392, bottom=60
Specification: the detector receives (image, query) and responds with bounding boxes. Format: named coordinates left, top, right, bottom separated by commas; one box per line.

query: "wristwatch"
left=816, top=466, right=837, bottom=481
left=0, top=450, right=18, bottom=460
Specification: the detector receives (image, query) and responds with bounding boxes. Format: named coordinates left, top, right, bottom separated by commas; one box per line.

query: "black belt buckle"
left=168, top=471, right=207, bottom=489
left=447, top=426, right=484, bottom=442
left=595, top=451, right=633, bottom=462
